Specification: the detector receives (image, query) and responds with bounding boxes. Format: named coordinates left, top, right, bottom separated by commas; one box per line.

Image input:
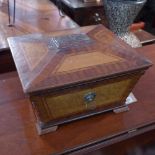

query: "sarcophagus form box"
left=8, top=25, right=152, bottom=134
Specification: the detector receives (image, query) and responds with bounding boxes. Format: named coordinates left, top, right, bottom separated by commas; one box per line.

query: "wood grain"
left=8, top=25, right=152, bottom=130
left=55, top=52, right=123, bottom=73
left=0, top=44, right=155, bottom=155
left=0, top=0, right=77, bottom=51
left=0, top=0, right=155, bottom=154
left=8, top=25, right=152, bottom=94
left=31, top=73, right=142, bottom=123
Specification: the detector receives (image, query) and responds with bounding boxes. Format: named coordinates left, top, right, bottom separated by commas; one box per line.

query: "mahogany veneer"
left=0, top=44, right=155, bottom=155
left=8, top=25, right=152, bottom=135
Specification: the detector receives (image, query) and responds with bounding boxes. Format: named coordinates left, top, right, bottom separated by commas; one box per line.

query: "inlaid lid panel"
left=8, top=26, right=152, bottom=93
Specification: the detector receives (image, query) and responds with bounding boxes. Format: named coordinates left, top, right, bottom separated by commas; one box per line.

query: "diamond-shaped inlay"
left=55, top=51, right=123, bottom=73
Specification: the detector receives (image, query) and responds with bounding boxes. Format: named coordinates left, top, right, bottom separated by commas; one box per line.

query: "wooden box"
left=8, top=26, right=152, bottom=134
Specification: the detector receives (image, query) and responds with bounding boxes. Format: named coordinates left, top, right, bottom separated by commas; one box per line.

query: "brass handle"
left=84, top=92, right=96, bottom=103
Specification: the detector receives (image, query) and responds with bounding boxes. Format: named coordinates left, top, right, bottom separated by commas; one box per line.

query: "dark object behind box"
left=8, top=25, right=152, bottom=134
left=51, top=0, right=107, bottom=26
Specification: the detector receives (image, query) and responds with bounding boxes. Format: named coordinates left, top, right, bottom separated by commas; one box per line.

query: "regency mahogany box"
left=8, top=25, right=152, bottom=135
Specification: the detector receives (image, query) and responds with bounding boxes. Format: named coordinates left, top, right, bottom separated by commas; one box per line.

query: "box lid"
left=8, top=25, right=152, bottom=94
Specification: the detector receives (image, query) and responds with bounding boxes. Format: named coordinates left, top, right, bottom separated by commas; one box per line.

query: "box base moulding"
left=36, top=123, right=58, bottom=135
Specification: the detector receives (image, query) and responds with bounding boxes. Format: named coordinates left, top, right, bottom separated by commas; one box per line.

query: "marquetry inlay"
left=55, top=51, right=123, bottom=73
left=21, top=42, right=48, bottom=70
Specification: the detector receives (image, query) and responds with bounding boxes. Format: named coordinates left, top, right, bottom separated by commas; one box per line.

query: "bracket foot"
left=36, top=123, right=58, bottom=135
left=113, top=106, right=130, bottom=114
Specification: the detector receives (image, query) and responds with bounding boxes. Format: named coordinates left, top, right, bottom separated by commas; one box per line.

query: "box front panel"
left=45, top=78, right=131, bottom=118
left=30, top=73, right=142, bottom=123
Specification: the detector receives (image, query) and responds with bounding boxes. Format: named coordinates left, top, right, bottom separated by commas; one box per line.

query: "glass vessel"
left=103, top=0, right=147, bottom=48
